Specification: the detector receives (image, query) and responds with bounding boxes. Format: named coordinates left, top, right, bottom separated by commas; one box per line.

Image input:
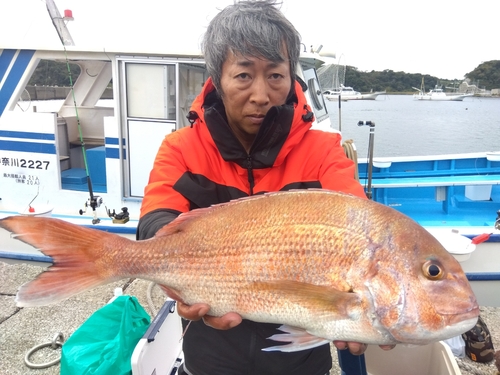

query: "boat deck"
left=1, top=262, right=499, bottom=375
left=385, top=196, right=499, bottom=229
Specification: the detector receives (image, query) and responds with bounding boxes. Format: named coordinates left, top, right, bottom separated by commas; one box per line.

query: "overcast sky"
left=7, top=0, right=499, bottom=80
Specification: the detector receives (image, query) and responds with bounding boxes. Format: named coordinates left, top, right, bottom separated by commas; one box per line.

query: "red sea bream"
left=0, top=190, right=479, bottom=351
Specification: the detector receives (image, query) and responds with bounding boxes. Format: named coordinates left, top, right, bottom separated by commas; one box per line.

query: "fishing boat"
left=0, top=1, right=336, bottom=264
left=0, top=0, right=335, bottom=251
left=357, top=151, right=500, bottom=308
left=413, top=83, right=473, bottom=101
left=323, top=85, right=386, bottom=101
left=1, top=2, right=498, bottom=375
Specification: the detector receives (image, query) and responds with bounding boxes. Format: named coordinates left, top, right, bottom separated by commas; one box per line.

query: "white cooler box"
left=131, top=299, right=184, bottom=375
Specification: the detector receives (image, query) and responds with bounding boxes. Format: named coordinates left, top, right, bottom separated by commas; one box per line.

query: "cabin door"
left=121, top=60, right=206, bottom=198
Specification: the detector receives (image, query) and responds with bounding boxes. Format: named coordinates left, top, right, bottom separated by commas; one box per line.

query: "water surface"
left=326, top=95, right=500, bottom=159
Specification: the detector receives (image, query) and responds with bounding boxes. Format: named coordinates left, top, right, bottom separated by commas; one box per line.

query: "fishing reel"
left=79, top=196, right=103, bottom=224
left=107, top=207, right=130, bottom=224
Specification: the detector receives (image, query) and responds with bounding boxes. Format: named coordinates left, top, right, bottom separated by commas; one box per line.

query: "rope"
left=342, top=139, right=360, bottom=182
left=147, top=282, right=160, bottom=317
left=455, top=357, right=492, bottom=375
left=25, top=332, right=64, bottom=369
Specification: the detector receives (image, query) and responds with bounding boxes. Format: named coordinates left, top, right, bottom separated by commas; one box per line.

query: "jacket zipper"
left=246, top=156, right=255, bottom=195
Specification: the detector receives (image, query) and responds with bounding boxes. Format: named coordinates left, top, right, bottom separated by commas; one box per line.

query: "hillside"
left=319, top=60, right=500, bottom=93
left=28, top=59, right=500, bottom=94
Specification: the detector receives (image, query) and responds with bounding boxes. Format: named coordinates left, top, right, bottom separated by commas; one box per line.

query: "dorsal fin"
left=154, top=190, right=348, bottom=238
left=154, top=206, right=214, bottom=237
left=154, top=194, right=269, bottom=238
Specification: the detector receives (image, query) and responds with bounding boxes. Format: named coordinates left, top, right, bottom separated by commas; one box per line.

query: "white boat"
left=413, top=84, right=473, bottom=101
left=0, top=0, right=332, bottom=255
left=323, top=85, right=386, bottom=101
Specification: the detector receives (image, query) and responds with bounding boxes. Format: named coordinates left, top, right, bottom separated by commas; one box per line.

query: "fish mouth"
left=444, top=315, right=479, bottom=340
left=435, top=291, right=479, bottom=320
left=445, top=305, right=480, bottom=326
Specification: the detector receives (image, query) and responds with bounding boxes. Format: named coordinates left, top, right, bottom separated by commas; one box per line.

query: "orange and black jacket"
left=137, top=78, right=365, bottom=375
left=138, top=78, right=365, bottom=238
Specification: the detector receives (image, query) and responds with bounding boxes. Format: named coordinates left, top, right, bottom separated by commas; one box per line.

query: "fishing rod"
left=47, top=0, right=102, bottom=224
left=64, top=56, right=103, bottom=225
left=358, top=120, right=375, bottom=200
left=62, top=49, right=103, bottom=225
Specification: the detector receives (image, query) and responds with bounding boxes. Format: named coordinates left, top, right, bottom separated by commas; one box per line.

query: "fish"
left=0, top=189, right=479, bottom=352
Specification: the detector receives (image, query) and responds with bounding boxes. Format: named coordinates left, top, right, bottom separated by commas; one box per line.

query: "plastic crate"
left=365, top=341, right=461, bottom=375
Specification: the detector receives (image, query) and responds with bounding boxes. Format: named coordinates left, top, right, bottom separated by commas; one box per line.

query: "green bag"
left=61, top=295, right=151, bottom=375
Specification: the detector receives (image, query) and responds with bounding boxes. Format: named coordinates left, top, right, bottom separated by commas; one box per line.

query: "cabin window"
left=125, top=63, right=176, bottom=120
left=178, top=63, right=207, bottom=128
left=302, top=68, right=329, bottom=122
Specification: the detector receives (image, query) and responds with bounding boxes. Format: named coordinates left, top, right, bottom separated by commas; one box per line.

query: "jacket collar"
left=190, top=78, right=314, bottom=169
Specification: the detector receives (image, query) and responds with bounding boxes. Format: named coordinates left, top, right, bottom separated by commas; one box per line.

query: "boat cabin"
left=0, top=2, right=332, bottom=222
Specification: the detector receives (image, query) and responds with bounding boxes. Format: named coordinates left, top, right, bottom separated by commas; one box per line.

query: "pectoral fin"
left=253, top=280, right=362, bottom=321
left=264, top=325, right=330, bottom=352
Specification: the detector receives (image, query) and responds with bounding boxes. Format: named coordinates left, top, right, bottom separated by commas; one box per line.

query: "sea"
left=325, top=95, right=500, bottom=159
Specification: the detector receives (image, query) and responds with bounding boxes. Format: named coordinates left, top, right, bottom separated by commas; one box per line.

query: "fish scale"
left=0, top=189, right=479, bottom=350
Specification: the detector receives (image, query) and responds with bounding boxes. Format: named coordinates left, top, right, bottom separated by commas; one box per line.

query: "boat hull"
left=356, top=152, right=500, bottom=307
left=414, top=94, right=472, bottom=101
left=324, top=91, right=386, bottom=101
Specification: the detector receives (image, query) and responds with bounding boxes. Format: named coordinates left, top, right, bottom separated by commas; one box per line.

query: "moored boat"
left=2, top=0, right=497, bottom=308
left=413, top=84, right=474, bottom=101
left=0, top=0, right=332, bottom=252
left=323, top=85, right=386, bottom=101
left=358, top=152, right=500, bottom=307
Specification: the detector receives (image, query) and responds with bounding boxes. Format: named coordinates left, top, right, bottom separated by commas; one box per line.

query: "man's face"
left=219, top=49, right=292, bottom=151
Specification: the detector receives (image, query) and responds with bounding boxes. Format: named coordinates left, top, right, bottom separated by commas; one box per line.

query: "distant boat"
left=323, top=85, right=386, bottom=101
left=413, top=85, right=473, bottom=101
left=412, top=78, right=473, bottom=101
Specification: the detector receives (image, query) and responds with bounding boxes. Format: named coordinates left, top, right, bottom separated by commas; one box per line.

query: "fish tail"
left=0, top=216, right=127, bottom=307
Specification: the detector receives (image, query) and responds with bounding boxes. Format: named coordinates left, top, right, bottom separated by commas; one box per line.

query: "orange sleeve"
left=317, top=132, right=367, bottom=199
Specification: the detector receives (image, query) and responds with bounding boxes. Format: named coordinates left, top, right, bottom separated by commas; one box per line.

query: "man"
left=137, top=1, right=392, bottom=374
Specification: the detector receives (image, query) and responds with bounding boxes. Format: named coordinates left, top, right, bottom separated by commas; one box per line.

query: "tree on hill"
left=465, top=60, right=500, bottom=90
left=28, top=60, right=81, bottom=87
left=30, top=59, right=500, bottom=93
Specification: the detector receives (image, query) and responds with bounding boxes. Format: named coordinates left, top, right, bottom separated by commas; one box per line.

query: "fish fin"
left=156, top=191, right=356, bottom=238
left=253, top=280, right=361, bottom=320
left=0, top=216, right=125, bottom=307
left=157, top=284, right=184, bottom=302
left=154, top=193, right=294, bottom=238
left=154, top=208, right=213, bottom=237
left=263, top=325, right=331, bottom=352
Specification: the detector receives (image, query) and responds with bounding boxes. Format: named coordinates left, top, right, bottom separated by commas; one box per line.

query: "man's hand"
left=333, top=341, right=396, bottom=355
left=176, top=301, right=242, bottom=329
left=176, top=299, right=396, bottom=355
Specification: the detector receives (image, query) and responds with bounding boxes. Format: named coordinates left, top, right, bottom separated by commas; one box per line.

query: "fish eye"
left=422, top=260, right=444, bottom=280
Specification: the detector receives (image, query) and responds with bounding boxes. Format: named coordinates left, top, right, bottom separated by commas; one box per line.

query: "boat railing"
left=358, top=159, right=500, bottom=180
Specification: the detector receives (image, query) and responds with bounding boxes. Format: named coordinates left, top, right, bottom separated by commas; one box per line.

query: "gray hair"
left=202, top=0, right=301, bottom=92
